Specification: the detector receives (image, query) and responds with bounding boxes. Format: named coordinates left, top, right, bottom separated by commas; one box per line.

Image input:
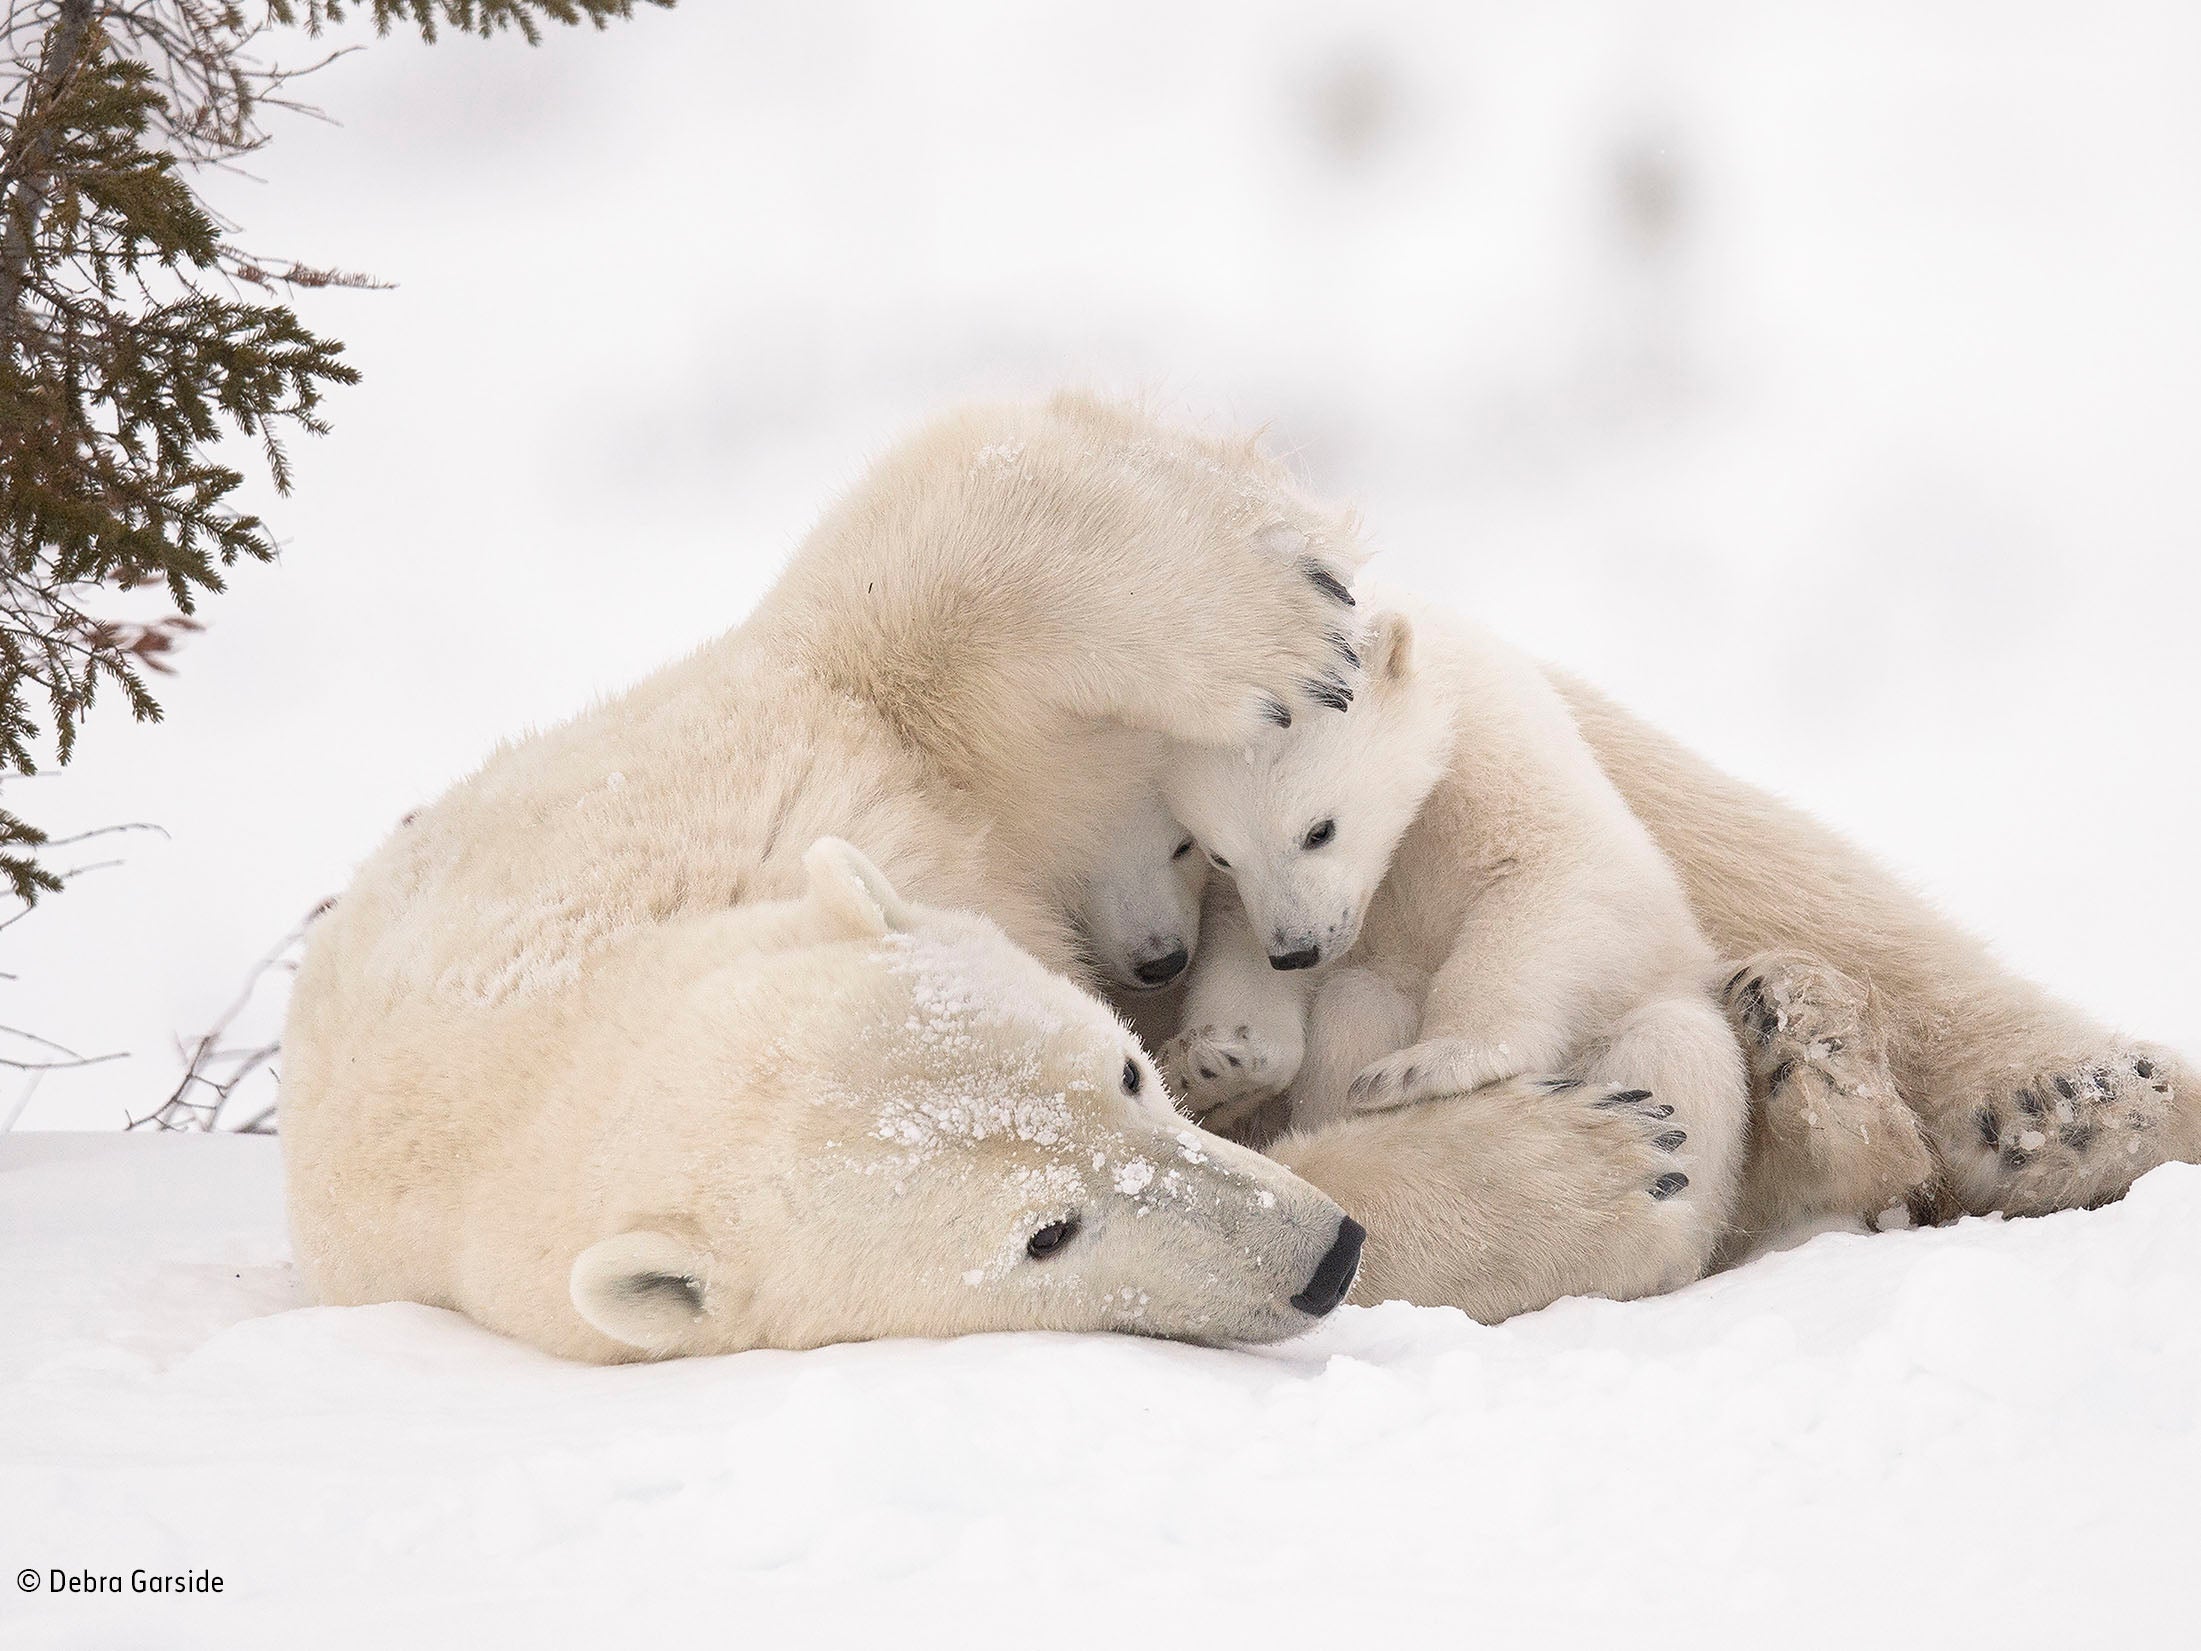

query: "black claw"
left=1766, top=1059, right=1796, bottom=1093
left=2059, top=1124, right=2098, bottom=1153
left=1723, top=966, right=1751, bottom=998
left=1259, top=695, right=1292, bottom=728
left=1328, top=631, right=1360, bottom=668
left=1400, top=1066, right=1420, bottom=1088
left=1306, top=566, right=1355, bottom=606
left=1650, top=1172, right=1690, bottom=1201
left=2014, top=1088, right=2043, bottom=1117
left=1737, top=981, right=1776, bottom=1045
left=1652, top=1129, right=1688, bottom=1152
left=1197, top=1065, right=1216, bottom=1081
left=2053, top=1075, right=2077, bottom=1100
left=1304, top=677, right=1353, bottom=713
left=1975, top=1108, right=2001, bottom=1149
left=1222, top=1052, right=1241, bottom=1068
left=1641, top=1102, right=1675, bottom=1119
left=1821, top=1038, right=1843, bottom=1055
left=2134, top=1058, right=2155, bottom=1079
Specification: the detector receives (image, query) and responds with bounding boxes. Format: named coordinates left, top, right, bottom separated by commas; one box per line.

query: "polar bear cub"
left=1071, top=789, right=1207, bottom=995
left=1160, top=599, right=1751, bottom=1289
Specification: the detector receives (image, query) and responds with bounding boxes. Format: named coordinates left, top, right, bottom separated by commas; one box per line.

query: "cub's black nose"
left=1269, top=946, right=1321, bottom=971
left=1132, top=947, right=1190, bottom=987
left=1290, top=1216, right=1365, bottom=1316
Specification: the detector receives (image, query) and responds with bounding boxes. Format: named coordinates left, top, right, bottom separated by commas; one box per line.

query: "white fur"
left=1554, top=676, right=2199, bottom=1230
left=1164, top=597, right=1750, bottom=1318
left=1070, top=788, right=1207, bottom=994
left=280, top=395, right=1373, bottom=1362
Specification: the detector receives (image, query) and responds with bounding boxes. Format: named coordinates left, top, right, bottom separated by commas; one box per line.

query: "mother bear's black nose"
left=1290, top=1216, right=1365, bottom=1316
left=1133, top=947, right=1189, bottom=986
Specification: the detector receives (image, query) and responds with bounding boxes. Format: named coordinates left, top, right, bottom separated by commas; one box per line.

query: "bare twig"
left=125, top=898, right=327, bottom=1133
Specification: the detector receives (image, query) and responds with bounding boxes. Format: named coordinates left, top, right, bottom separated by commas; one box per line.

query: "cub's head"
left=1162, top=612, right=1444, bottom=971
left=1075, top=791, right=1208, bottom=992
left=567, top=839, right=1359, bottom=1360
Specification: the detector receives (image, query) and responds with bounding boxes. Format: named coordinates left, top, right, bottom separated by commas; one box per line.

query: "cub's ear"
left=570, top=1229, right=711, bottom=1356
left=1370, top=611, right=1415, bottom=681
left=801, top=837, right=914, bottom=939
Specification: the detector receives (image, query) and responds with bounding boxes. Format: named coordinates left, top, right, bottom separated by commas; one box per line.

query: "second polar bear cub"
left=1162, top=596, right=1750, bottom=1252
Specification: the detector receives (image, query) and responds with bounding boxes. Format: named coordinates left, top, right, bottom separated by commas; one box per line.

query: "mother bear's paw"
left=1176, top=520, right=1369, bottom=745
left=1966, top=1049, right=2183, bottom=1213
left=1721, top=952, right=1946, bottom=1231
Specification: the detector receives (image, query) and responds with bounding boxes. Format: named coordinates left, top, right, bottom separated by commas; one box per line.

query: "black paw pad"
left=2134, top=1059, right=2155, bottom=1080
left=1650, top=1172, right=1689, bottom=1201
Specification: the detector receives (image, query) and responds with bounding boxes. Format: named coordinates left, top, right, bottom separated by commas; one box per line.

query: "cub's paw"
left=1968, top=1049, right=2181, bottom=1211
left=1163, top=1022, right=1300, bottom=1133
left=1349, top=1037, right=1519, bottom=1114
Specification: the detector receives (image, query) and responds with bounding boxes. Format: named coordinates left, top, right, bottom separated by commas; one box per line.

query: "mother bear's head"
left=558, top=839, right=1362, bottom=1360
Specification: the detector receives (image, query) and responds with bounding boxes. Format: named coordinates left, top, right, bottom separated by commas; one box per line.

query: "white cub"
left=1162, top=599, right=1751, bottom=1307
left=1071, top=789, right=1207, bottom=996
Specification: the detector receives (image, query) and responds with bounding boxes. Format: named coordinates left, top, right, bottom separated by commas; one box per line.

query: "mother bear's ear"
left=570, top=1228, right=723, bottom=1356
left=801, top=836, right=915, bottom=939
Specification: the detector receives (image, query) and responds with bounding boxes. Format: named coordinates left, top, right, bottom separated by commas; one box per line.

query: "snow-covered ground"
left=3, top=3, right=2198, bottom=1643
left=4, top=1133, right=2197, bottom=1646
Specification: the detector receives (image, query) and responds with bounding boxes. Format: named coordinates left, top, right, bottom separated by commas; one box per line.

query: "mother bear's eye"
left=1122, top=1057, right=1143, bottom=1096
left=1171, top=838, right=1195, bottom=861
left=1208, top=852, right=1230, bottom=870
left=1027, top=1218, right=1079, bottom=1259
left=1303, top=819, right=1336, bottom=850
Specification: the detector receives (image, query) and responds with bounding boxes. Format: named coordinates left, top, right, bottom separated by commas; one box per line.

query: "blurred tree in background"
left=0, top=0, right=671, bottom=904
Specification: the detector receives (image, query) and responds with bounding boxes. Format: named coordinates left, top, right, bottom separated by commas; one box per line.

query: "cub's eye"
left=1122, top=1057, right=1143, bottom=1096
left=1208, top=852, right=1231, bottom=870
left=1303, top=819, right=1336, bottom=850
left=1027, top=1218, right=1079, bottom=1259
left=1171, top=839, right=1195, bottom=861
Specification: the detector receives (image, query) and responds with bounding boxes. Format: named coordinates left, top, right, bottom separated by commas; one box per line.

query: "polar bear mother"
left=281, top=396, right=1379, bottom=1360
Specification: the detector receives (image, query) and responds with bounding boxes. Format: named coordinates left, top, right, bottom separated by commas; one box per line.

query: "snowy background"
left=3, top=1, right=2198, bottom=1644
left=6, top=0, right=2197, bottom=1122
